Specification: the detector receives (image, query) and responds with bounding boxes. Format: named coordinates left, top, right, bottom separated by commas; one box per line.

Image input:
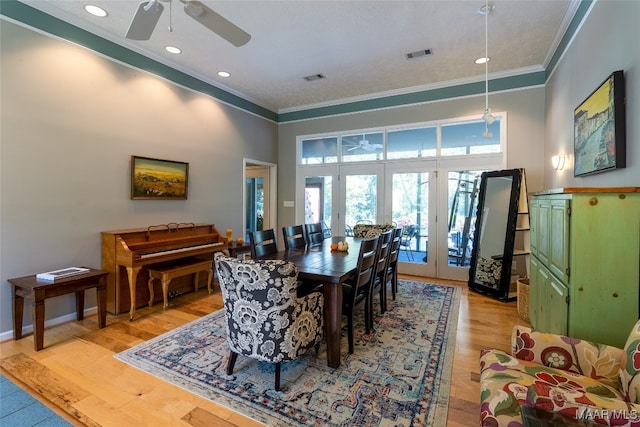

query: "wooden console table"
left=9, top=268, right=109, bottom=351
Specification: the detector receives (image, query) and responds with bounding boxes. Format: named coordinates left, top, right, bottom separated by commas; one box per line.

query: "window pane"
left=301, top=137, right=338, bottom=164
left=388, top=126, right=437, bottom=159
left=441, top=119, right=501, bottom=156
left=447, top=170, right=484, bottom=266
left=392, top=172, right=429, bottom=263
left=341, top=132, right=383, bottom=162
left=344, top=174, right=377, bottom=226
left=305, top=176, right=332, bottom=227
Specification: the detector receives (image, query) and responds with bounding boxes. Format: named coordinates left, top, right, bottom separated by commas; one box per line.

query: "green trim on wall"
left=277, top=71, right=546, bottom=122
left=0, top=0, right=277, bottom=122
left=1, top=0, right=587, bottom=123
left=546, top=0, right=593, bottom=75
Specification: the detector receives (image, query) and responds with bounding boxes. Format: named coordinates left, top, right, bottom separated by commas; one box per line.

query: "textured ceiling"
left=19, top=0, right=576, bottom=113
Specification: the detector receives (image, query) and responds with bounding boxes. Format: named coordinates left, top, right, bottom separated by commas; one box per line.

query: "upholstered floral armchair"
left=480, top=320, right=640, bottom=426
left=353, top=223, right=395, bottom=238
left=214, top=253, right=324, bottom=391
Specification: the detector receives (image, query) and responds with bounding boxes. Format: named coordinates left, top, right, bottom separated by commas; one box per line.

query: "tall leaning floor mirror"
left=468, top=168, right=523, bottom=301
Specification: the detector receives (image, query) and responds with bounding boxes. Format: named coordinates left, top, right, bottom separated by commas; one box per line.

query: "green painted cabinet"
left=529, top=188, right=640, bottom=348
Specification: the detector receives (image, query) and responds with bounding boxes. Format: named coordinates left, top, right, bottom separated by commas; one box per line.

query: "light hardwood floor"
left=0, top=275, right=529, bottom=426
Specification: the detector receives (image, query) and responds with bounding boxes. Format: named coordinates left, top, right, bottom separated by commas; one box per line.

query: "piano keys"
left=102, top=223, right=227, bottom=318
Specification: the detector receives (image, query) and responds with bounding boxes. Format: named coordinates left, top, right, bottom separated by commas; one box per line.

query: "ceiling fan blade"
left=347, top=146, right=359, bottom=152
left=183, top=1, right=251, bottom=47
left=126, top=1, right=164, bottom=40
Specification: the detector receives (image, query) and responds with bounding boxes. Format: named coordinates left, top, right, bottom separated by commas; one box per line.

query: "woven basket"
left=517, top=278, right=530, bottom=323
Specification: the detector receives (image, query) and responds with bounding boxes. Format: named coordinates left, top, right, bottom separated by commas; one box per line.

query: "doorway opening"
left=244, top=159, right=276, bottom=241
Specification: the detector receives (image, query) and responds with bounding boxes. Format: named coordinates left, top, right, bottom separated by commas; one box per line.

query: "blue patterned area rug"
left=115, top=280, right=460, bottom=426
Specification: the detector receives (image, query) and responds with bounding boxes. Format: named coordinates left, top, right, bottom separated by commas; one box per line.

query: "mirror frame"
left=468, top=168, right=522, bottom=300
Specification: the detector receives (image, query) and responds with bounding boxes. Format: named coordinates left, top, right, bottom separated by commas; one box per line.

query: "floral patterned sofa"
left=480, top=320, right=640, bottom=426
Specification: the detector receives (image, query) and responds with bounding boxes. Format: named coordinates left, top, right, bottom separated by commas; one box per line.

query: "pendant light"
left=479, top=1, right=496, bottom=138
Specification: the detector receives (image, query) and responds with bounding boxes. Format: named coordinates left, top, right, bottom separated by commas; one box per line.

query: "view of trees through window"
left=299, top=115, right=503, bottom=271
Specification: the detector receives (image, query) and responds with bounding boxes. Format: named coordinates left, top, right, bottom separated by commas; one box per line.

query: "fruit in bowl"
left=330, top=243, right=338, bottom=251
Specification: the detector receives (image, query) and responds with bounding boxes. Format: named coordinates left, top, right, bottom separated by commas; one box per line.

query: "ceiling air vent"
left=303, top=73, right=325, bottom=82
left=405, top=49, right=433, bottom=60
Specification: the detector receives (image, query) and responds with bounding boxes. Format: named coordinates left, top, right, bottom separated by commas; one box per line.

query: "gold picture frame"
left=131, top=156, right=189, bottom=200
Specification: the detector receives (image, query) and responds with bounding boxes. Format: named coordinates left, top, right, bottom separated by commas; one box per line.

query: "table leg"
left=11, top=286, right=24, bottom=340
left=323, top=282, right=342, bottom=368
left=96, top=279, right=107, bottom=329
left=32, top=299, right=45, bottom=351
left=75, top=290, right=85, bottom=321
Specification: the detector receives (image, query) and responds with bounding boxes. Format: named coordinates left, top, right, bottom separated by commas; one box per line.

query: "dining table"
left=261, top=236, right=361, bottom=368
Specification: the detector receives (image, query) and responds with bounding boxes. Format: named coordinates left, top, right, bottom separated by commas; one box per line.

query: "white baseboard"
left=0, top=306, right=98, bottom=343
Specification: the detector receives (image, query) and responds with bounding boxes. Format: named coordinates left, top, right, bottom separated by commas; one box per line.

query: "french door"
left=297, top=158, right=501, bottom=280
left=299, top=164, right=384, bottom=237
left=384, top=161, right=437, bottom=277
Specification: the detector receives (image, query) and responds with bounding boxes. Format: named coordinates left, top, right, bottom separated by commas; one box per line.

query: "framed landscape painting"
left=574, top=70, right=626, bottom=176
left=131, top=156, right=189, bottom=200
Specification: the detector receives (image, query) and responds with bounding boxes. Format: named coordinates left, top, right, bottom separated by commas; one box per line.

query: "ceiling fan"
left=126, top=0, right=251, bottom=47
left=346, top=137, right=383, bottom=152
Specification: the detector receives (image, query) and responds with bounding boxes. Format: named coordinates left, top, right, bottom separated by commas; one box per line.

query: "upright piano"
left=102, top=223, right=227, bottom=318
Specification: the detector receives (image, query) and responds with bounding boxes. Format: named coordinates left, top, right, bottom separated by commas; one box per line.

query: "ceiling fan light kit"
left=479, top=1, right=497, bottom=136
left=126, top=0, right=251, bottom=47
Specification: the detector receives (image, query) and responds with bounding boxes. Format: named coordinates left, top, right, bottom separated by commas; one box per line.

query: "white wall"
left=545, top=1, right=640, bottom=187
left=0, top=21, right=277, bottom=335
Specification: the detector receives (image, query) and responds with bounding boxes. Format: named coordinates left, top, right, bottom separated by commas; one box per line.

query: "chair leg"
left=275, top=362, right=281, bottom=391
left=347, top=313, right=354, bottom=354
left=364, top=298, right=371, bottom=335
left=380, top=282, right=386, bottom=313
left=392, top=268, right=398, bottom=300
left=226, top=351, right=238, bottom=375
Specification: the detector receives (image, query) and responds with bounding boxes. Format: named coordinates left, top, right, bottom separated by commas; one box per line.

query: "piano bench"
left=147, top=259, right=213, bottom=311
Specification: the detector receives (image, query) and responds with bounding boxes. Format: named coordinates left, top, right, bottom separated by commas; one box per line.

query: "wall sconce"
left=551, top=155, right=566, bottom=170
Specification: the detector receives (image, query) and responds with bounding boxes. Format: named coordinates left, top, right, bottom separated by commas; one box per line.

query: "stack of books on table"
left=36, top=267, right=90, bottom=283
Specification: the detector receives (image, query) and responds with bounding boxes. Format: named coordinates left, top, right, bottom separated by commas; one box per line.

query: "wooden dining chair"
left=304, top=223, right=325, bottom=248
left=386, top=227, right=403, bottom=301
left=282, top=225, right=306, bottom=251
left=370, top=229, right=394, bottom=323
left=248, top=229, right=278, bottom=259
left=341, top=235, right=379, bottom=354
left=282, top=225, right=324, bottom=297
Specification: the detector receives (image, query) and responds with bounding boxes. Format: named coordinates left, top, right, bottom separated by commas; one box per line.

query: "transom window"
left=299, top=115, right=503, bottom=165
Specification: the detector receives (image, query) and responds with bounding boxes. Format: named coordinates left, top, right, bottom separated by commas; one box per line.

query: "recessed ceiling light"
left=217, top=71, right=230, bottom=78
left=84, top=5, right=107, bottom=17
left=475, top=57, right=490, bottom=64
left=165, top=46, right=182, bottom=54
